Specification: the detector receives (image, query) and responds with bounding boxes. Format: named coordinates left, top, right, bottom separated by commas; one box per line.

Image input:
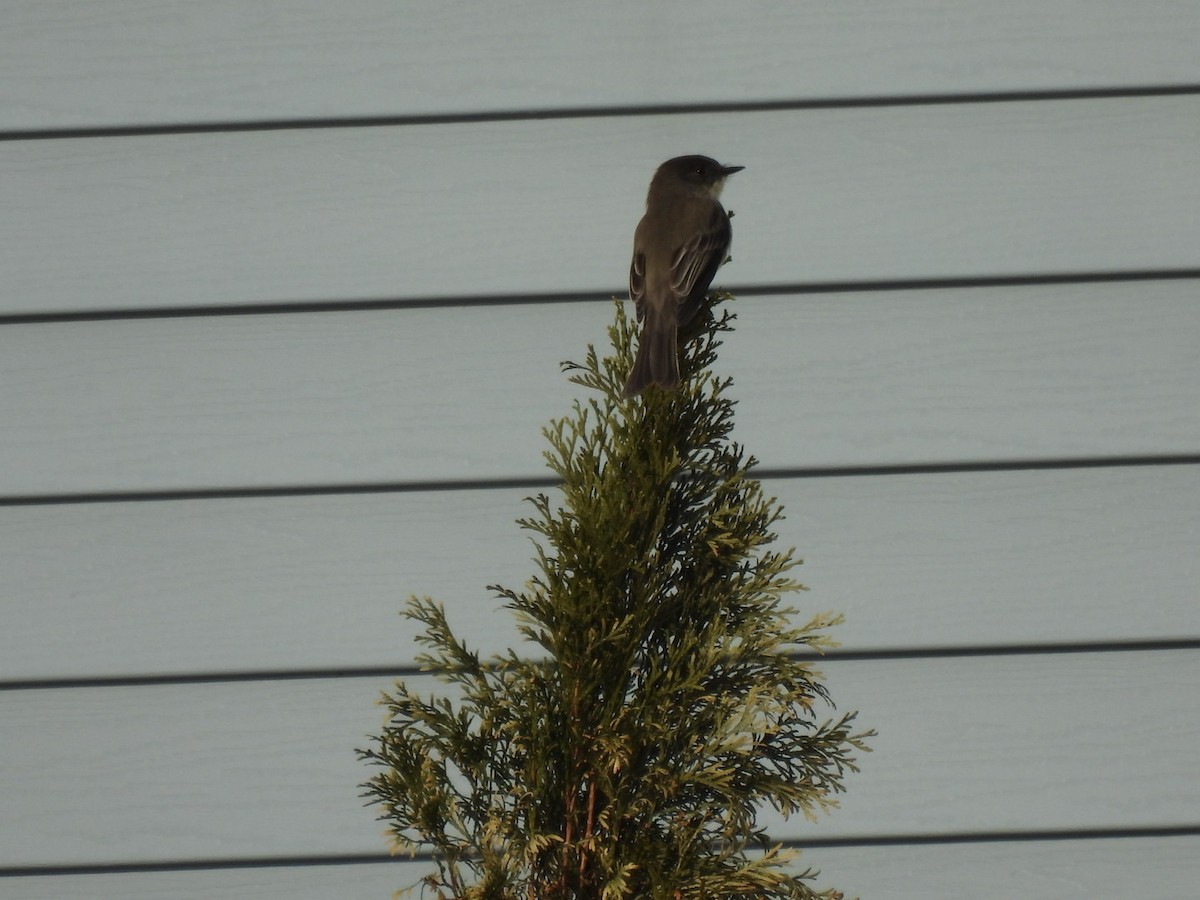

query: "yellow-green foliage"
left=360, top=295, right=872, bottom=899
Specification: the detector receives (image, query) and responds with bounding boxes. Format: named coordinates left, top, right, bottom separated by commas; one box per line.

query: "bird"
left=623, top=155, right=743, bottom=398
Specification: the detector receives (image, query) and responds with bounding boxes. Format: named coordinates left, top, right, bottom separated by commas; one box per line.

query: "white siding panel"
left=3, top=97, right=1198, bottom=315
left=4, top=5, right=1196, bottom=898
left=4, top=466, right=1198, bottom=680
left=6, top=837, right=1200, bottom=900
left=1, top=653, right=1196, bottom=866
left=2, top=282, right=1197, bottom=496
left=808, top=838, right=1200, bottom=900
left=3, top=2, right=1199, bottom=131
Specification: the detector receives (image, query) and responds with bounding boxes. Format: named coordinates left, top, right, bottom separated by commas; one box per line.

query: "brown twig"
left=579, top=778, right=598, bottom=883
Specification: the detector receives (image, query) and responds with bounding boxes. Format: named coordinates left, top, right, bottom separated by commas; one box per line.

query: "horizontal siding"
left=4, top=1, right=1199, bottom=132
left=3, top=5, right=1198, bottom=895
left=2, top=281, right=1197, bottom=496
left=0, top=96, right=1197, bottom=316
left=5, top=837, right=1200, bottom=899
left=3, top=465, right=1198, bottom=681
left=1, top=653, right=1197, bottom=867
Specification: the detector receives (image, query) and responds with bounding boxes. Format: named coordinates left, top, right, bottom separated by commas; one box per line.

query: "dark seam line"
left=3, top=639, right=1196, bottom=692
left=780, top=824, right=1200, bottom=850
left=2, top=269, right=1198, bottom=325
left=1, top=455, right=1197, bottom=508
left=3, top=825, right=1198, bottom=877
left=2, top=83, right=1198, bottom=142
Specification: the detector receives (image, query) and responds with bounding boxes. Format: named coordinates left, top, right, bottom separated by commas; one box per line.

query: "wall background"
left=2, top=3, right=1198, bottom=897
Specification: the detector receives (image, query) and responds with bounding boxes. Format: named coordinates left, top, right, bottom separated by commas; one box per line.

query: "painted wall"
left=2, top=3, right=1198, bottom=897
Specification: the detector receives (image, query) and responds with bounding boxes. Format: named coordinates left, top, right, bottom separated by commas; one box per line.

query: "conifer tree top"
left=361, top=294, right=872, bottom=899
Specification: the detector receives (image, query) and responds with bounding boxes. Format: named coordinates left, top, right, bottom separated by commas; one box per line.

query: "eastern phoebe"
left=623, top=155, right=743, bottom=398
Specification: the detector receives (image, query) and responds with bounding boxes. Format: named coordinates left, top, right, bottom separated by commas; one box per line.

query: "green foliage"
left=360, top=295, right=872, bottom=899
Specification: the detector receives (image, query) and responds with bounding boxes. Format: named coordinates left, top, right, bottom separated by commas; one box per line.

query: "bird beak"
left=720, top=164, right=745, bottom=176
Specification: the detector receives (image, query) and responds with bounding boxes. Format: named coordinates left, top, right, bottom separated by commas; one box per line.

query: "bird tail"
left=623, top=314, right=679, bottom=398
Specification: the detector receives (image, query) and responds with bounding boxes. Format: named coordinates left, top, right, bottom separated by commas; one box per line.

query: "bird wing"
left=668, top=206, right=732, bottom=320
left=629, top=248, right=647, bottom=320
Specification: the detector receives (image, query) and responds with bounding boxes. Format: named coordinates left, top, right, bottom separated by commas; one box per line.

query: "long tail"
left=623, top=313, right=679, bottom=398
